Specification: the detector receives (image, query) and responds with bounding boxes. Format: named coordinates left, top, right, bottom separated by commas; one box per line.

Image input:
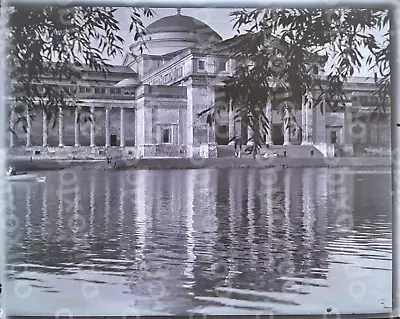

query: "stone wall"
left=186, top=78, right=215, bottom=152
left=352, top=112, right=391, bottom=155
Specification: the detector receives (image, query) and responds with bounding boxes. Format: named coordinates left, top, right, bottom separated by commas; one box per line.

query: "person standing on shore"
left=7, top=166, right=16, bottom=176
left=234, top=136, right=243, bottom=158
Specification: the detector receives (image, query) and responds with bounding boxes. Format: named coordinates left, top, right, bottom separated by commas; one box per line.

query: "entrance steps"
left=263, top=145, right=324, bottom=158
left=217, top=144, right=324, bottom=158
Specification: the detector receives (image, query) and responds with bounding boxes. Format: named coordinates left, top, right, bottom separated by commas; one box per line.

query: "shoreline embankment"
left=7, top=156, right=391, bottom=172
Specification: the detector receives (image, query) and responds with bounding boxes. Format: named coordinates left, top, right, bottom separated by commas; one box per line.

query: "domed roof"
left=146, top=13, right=222, bottom=41
left=129, top=12, right=223, bottom=56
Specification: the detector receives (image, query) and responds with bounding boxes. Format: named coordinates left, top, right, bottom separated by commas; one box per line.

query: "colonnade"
left=9, top=106, right=127, bottom=148
left=227, top=95, right=315, bottom=146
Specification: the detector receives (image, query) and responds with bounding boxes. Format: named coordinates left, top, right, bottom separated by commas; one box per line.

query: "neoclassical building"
left=7, top=10, right=391, bottom=159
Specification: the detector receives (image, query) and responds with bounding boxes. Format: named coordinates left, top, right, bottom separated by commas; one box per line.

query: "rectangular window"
left=360, top=96, right=367, bottom=104
left=312, top=65, right=319, bottom=75
left=199, top=60, right=205, bottom=70
left=162, top=128, right=171, bottom=143
left=331, top=131, right=337, bottom=144
left=218, top=61, right=226, bottom=72
left=370, top=124, right=378, bottom=145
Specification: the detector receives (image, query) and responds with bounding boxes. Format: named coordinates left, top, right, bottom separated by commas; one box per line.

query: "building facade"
left=7, top=11, right=391, bottom=159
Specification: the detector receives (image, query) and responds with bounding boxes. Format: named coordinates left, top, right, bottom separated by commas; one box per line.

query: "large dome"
left=147, top=14, right=221, bottom=38
left=131, top=12, right=223, bottom=56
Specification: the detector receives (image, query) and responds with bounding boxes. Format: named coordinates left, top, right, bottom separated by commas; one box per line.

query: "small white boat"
left=5, top=173, right=46, bottom=182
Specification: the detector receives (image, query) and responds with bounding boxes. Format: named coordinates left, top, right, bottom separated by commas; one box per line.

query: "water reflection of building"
left=314, top=169, right=329, bottom=275
left=302, top=169, right=316, bottom=273
left=26, top=184, right=32, bottom=239
left=184, top=170, right=196, bottom=289
left=7, top=167, right=391, bottom=307
left=134, top=170, right=147, bottom=272
left=189, top=167, right=333, bottom=295
left=105, top=173, right=110, bottom=236
left=283, top=169, right=293, bottom=263
left=247, top=169, right=257, bottom=272
left=89, top=173, right=95, bottom=238
left=40, top=182, right=48, bottom=241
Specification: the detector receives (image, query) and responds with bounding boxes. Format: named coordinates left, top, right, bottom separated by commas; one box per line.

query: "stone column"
left=90, top=107, right=95, bottom=147
left=143, top=106, right=153, bottom=145
left=301, top=95, right=307, bottom=144
left=105, top=107, right=110, bottom=147
left=314, top=92, right=327, bottom=146
left=151, top=107, right=157, bottom=144
left=283, top=107, right=291, bottom=145
left=9, top=109, right=15, bottom=147
left=42, top=109, right=48, bottom=147
left=376, top=120, right=380, bottom=146
left=186, top=80, right=215, bottom=157
left=308, top=96, right=314, bottom=144
left=247, top=124, right=253, bottom=145
left=265, top=101, right=273, bottom=145
left=228, top=100, right=235, bottom=145
left=301, top=93, right=313, bottom=145
left=186, top=88, right=194, bottom=157
left=179, top=108, right=187, bottom=146
left=26, top=107, right=32, bottom=147
left=343, top=103, right=354, bottom=154
left=58, top=107, right=64, bottom=147
left=209, top=118, right=216, bottom=144
left=74, top=107, right=80, bottom=146
left=120, top=108, right=125, bottom=147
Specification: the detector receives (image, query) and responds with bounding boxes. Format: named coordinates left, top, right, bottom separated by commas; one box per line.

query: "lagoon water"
left=3, top=167, right=392, bottom=316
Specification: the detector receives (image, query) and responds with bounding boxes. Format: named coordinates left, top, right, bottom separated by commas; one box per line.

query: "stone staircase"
left=263, top=145, right=324, bottom=157
left=217, top=144, right=324, bottom=158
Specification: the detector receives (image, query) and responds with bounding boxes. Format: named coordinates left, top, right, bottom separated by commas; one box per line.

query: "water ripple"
left=5, top=167, right=392, bottom=316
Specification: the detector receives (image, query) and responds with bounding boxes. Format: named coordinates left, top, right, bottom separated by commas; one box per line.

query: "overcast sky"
left=113, top=8, right=387, bottom=77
